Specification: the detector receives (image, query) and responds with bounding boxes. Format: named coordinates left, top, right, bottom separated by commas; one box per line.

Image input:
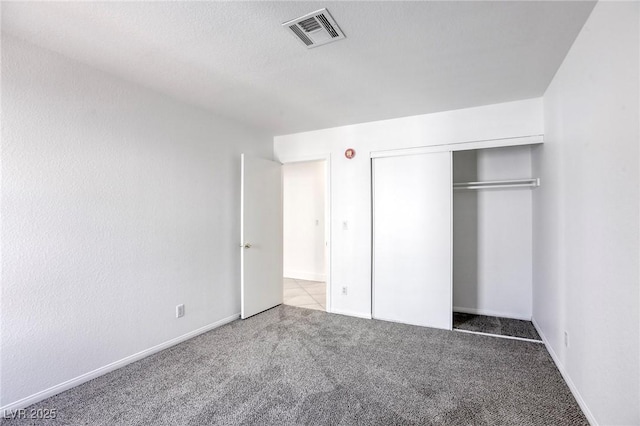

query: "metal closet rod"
left=453, top=178, right=540, bottom=190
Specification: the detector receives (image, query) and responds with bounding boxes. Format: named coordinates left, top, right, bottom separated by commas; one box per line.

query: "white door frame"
left=280, top=154, right=332, bottom=313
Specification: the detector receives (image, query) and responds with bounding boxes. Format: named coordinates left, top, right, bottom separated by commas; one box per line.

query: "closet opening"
left=452, top=146, right=541, bottom=342
left=282, top=160, right=328, bottom=312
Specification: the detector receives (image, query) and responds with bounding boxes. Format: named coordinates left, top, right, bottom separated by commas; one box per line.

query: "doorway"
left=282, top=159, right=329, bottom=312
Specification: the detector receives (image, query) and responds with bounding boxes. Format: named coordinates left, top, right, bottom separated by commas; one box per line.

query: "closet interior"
left=452, top=145, right=540, bottom=341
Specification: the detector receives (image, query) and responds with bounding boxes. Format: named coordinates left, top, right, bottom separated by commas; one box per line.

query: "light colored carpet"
left=1, top=305, right=587, bottom=425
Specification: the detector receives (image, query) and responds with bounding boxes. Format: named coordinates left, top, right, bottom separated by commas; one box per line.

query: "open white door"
left=372, top=152, right=452, bottom=330
left=241, top=154, right=283, bottom=319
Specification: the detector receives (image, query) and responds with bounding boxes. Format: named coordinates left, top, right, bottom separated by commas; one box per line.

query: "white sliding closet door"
left=373, top=152, right=452, bottom=330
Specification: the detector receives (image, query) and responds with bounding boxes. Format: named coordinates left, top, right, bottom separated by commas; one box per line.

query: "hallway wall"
left=283, top=161, right=326, bottom=282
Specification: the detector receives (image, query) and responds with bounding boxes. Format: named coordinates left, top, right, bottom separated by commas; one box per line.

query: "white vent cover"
left=282, top=9, right=345, bottom=49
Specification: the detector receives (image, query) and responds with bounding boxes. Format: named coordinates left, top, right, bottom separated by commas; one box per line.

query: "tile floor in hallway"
left=283, top=278, right=326, bottom=311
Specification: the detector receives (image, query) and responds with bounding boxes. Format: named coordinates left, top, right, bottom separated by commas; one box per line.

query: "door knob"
left=242, top=243, right=252, bottom=249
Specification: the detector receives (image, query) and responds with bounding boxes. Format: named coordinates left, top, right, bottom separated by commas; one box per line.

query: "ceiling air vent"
left=282, top=8, right=345, bottom=49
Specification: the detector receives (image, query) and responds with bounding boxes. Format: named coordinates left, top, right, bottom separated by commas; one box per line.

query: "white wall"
left=0, top=36, right=272, bottom=408
left=534, top=2, right=639, bottom=424
left=275, top=98, right=543, bottom=318
left=283, top=161, right=325, bottom=282
left=453, top=146, right=533, bottom=320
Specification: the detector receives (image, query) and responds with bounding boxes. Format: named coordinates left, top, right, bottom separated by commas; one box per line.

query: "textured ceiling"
left=2, top=1, right=596, bottom=136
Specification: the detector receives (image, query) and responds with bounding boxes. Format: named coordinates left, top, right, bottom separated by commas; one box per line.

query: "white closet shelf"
left=453, top=178, right=540, bottom=190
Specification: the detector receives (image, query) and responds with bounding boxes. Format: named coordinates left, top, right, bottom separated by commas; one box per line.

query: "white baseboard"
left=531, top=317, right=598, bottom=426
left=284, top=270, right=326, bottom=282
left=453, top=306, right=531, bottom=321
left=0, top=313, right=240, bottom=413
left=330, top=308, right=372, bottom=320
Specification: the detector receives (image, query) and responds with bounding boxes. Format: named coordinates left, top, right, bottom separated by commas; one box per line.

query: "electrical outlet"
left=176, top=304, right=185, bottom=318
left=341, top=286, right=348, bottom=295
left=564, top=331, right=569, bottom=348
